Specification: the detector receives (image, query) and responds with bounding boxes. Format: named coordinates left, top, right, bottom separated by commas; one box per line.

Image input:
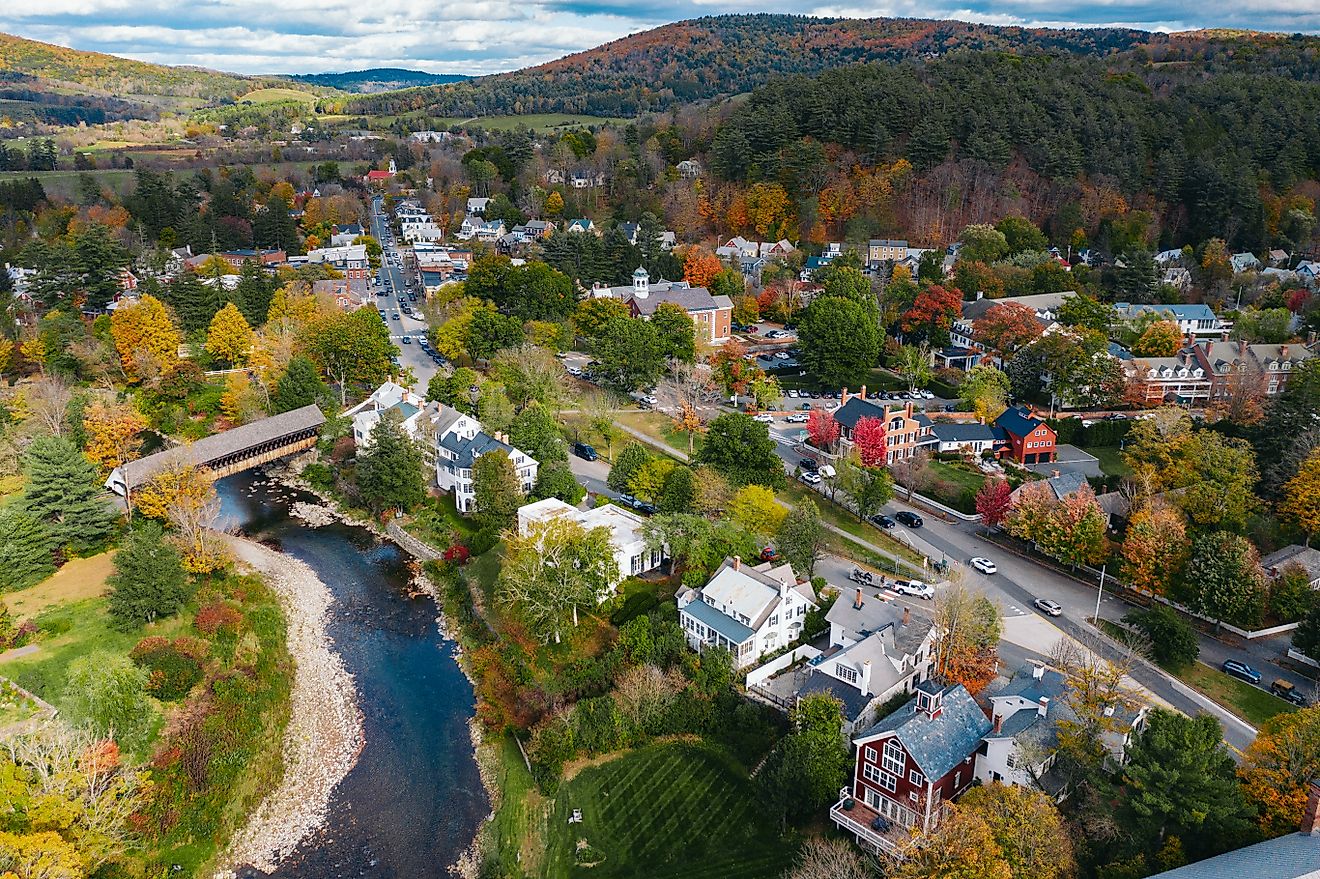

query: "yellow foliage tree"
left=0, top=338, right=12, bottom=375
left=729, top=484, right=788, bottom=538
left=205, top=302, right=254, bottom=366
left=109, top=294, right=180, bottom=381
left=82, top=401, right=147, bottom=474
left=544, top=191, right=564, bottom=218
left=1279, top=447, right=1320, bottom=543
left=1239, top=706, right=1320, bottom=836
left=0, top=829, right=87, bottom=879
left=20, top=335, right=47, bottom=373
left=132, top=462, right=216, bottom=522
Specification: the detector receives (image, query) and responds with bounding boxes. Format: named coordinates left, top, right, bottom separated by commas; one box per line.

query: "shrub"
left=131, top=636, right=205, bottom=701
left=1124, top=605, right=1199, bottom=669
left=194, top=601, right=244, bottom=636
left=301, top=462, right=333, bottom=490
left=467, top=526, right=500, bottom=557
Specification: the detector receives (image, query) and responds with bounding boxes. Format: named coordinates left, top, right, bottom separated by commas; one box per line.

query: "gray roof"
left=930, top=422, right=999, bottom=443
left=828, top=591, right=934, bottom=657
left=800, top=672, right=873, bottom=720
left=856, top=684, right=992, bottom=780
left=683, top=596, right=755, bottom=645
left=1261, top=545, right=1320, bottom=583
left=441, top=430, right=517, bottom=469
left=1146, top=832, right=1320, bottom=879
left=624, top=285, right=723, bottom=316
left=833, top=396, right=934, bottom=433
left=113, top=405, right=325, bottom=490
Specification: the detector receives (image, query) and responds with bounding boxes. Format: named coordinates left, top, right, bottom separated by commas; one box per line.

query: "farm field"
left=238, top=87, right=318, bottom=104
left=544, top=741, right=795, bottom=878
left=424, top=112, right=632, bottom=132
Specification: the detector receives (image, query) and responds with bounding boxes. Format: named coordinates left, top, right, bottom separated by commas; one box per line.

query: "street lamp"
left=1092, top=563, right=1107, bottom=622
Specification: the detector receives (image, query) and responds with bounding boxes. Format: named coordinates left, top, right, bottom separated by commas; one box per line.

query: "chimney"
left=842, top=387, right=850, bottom=405
left=1302, top=780, right=1320, bottom=835
left=860, top=385, right=867, bottom=400
left=860, top=661, right=872, bottom=696
left=1032, top=664, right=1045, bottom=680
left=854, top=587, right=864, bottom=610
left=1103, top=704, right=1115, bottom=717
left=1037, top=696, right=1050, bottom=718
left=732, top=556, right=741, bottom=571
left=1221, top=329, right=1230, bottom=342
left=1051, top=469, right=1061, bottom=478
left=902, top=606, right=911, bottom=626
left=780, top=577, right=790, bottom=599
left=1282, top=344, right=1290, bottom=359
left=992, top=713, right=1003, bottom=734
left=1239, top=339, right=1248, bottom=356
left=904, top=401, right=913, bottom=419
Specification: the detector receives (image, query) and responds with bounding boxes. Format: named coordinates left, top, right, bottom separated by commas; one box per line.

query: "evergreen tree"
left=472, top=449, right=524, bottom=531
left=271, top=355, right=328, bottom=413
left=0, top=507, right=57, bottom=591
left=509, top=402, right=568, bottom=468
left=22, top=435, right=119, bottom=554
left=253, top=194, right=302, bottom=254
left=106, top=521, right=188, bottom=629
left=166, top=271, right=222, bottom=332
left=232, top=258, right=275, bottom=327
left=356, top=413, right=425, bottom=513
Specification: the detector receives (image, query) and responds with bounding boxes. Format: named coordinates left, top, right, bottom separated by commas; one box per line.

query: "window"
left=879, top=771, right=897, bottom=792
left=837, top=664, right=858, bottom=684
left=909, top=770, right=923, bottom=786
left=769, top=615, right=779, bottom=627
left=882, top=741, right=905, bottom=776
left=1006, top=753, right=1018, bottom=769
left=954, top=771, right=961, bottom=787
left=909, top=791, right=919, bottom=802
left=866, top=745, right=878, bottom=762
left=863, top=762, right=883, bottom=785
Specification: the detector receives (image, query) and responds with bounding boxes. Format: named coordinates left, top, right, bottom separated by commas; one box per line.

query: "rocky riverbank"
left=216, top=535, right=364, bottom=877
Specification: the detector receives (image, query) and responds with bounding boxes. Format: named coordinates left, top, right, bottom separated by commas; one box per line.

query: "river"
left=216, top=469, right=489, bottom=879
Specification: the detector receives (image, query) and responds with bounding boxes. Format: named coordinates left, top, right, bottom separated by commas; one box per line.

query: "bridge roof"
left=114, top=404, right=326, bottom=491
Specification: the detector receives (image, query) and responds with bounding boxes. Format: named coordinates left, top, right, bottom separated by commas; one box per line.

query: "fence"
left=385, top=521, right=444, bottom=562
left=746, top=645, right=821, bottom=689
left=1288, top=648, right=1320, bottom=670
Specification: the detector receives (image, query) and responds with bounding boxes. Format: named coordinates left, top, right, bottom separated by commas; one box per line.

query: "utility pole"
left=1093, top=563, right=1107, bottom=622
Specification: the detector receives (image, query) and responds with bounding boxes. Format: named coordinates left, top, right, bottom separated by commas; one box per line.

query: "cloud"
left=1, top=1, right=1318, bottom=76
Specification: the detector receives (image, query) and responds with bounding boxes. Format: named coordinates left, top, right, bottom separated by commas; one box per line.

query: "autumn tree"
left=851, top=415, right=889, bottom=466
left=729, top=484, right=788, bottom=538
left=499, top=516, right=619, bottom=643
left=973, top=302, right=1044, bottom=358
left=1132, top=320, right=1183, bottom=357
left=1036, top=484, right=1108, bottom=569
left=900, top=284, right=962, bottom=346
left=108, top=293, right=180, bottom=381
left=1279, top=446, right=1320, bottom=544
left=683, top=248, right=722, bottom=288
left=1121, top=502, right=1189, bottom=595
left=960, top=364, right=1011, bottom=421
left=806, top=409, right=840, bottom=452
left=132, top=462, right=214, bottom=522
left=1239, top=706, right=1320, bottom=836
left=889, top=806, right=1012, bottom=879
left=975, top=479, right=1012, bottom=529
left=935, top=582, right=1001, bottom=694
left=204, top=301, right=255, bottom=366
left=959, top=784, right=1076, bottom=879
left=82, top=401, right=147, bottom=475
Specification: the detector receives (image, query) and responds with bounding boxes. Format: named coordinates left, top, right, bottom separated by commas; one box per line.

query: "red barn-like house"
left=994, top=407, right=1057, bottom=465
left=830, top=681, right=991, bottom=854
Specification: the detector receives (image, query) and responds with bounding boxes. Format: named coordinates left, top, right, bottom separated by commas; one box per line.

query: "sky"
left=2, top=1, right=1320, bottom=77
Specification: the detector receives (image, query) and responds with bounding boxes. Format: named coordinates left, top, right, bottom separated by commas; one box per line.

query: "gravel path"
left=216, top=535, right=364, bottom=877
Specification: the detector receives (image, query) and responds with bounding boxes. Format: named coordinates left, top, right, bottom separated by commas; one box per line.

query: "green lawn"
left=1178, top=661, right=1299, bottom=727
left=921, top=460, right=986, bottom=514
left=484, top=734, right=551, bottom=878
left=1086, top=446, right=1132, bottom=478
left=406, top=494, right=477, bottom=550
left=238, top=87, right=317, bottom=104
left=614, top=411, right=701, bottom=458
left=544, top=741, right=796, bottom=879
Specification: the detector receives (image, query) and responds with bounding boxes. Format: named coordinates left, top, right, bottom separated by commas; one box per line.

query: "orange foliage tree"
left=1239, top=707, right=1320, bottom=836
left=684, top=248, right=723, bottom=288
left=82, top=400, right=147, bottom=474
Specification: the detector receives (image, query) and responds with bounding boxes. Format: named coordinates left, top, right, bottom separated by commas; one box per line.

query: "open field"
left=0, top=168, right=137, bottom=199
left=411, top=113, right=632, bottom=133
left=3, top=550, right=116, bottom=618
left=544, top=741, right=795, bottom=878
left=1087, top=446, right=1132, bottom=478
left=238, top=87, right=318, bottom=104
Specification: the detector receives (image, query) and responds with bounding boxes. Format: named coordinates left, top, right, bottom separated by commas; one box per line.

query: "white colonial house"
left=431, top=407, right=537, bottom=513
left=516, top=498, right=665, bottom=595
left=346, top=380, right=428, bottom=447
left=678, top=557, right=817, bottom=668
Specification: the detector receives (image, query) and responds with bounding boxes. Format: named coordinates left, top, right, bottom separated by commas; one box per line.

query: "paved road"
left=370, top=197, right=439, bottom=387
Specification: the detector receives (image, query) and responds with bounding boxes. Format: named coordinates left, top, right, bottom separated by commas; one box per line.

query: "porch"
left=829, top=791, right=909, bottom=856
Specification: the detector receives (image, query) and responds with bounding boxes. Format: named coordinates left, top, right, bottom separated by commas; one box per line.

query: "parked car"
left=752, top=413, right=774, bottom=423
left=572, top=442, right=597, bottom=461
left=1270, top=679, right=1308, bottom=706
left=817, top=464, right=836, bottom=479
left=970, top=557, right=998, bottom=575
left=799, top=458, right=820, bottom=472
left=895, top=511, right=923, bottom=528
left=870, top=514, right=897, bottom=529
left=787, top=389, right=799, bottom=398
left=894, top=579, right=934, bottom=599
left=786, top=413, right=808, bottom=423
left=800, top=471, right=822, bottom=485
left=800, top=403, right=813, bottom=411
left=1034, top=598, right=1063, bottom=617
left=1221, top=659, right=1261, bottom=684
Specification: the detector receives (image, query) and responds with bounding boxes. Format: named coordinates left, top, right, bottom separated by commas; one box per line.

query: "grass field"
left=3, top=550, right=116, bottom=618
left=1177, top=661, right=1299, bottom=727
left=432, top=113, right=632, bottom=133
left=1086, top=446, right=1132, bottom=478
left=544, top=741, right=795, bottom=878
left=0, top=168, right=137, bottom=199
left=238, top=87, right=317, bottom=104
left=922, top=459, right=987, bottom=513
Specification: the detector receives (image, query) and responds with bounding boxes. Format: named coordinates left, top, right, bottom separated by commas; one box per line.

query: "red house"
left=830, top=681, right=990, bottom=854
left=994, top=407, right=1056, bottom=465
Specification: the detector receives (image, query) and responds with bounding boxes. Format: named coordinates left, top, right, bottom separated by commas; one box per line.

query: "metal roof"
left=1146, top=833, right=1320, bottom=879
left=682, top=596, right=755, bottom=645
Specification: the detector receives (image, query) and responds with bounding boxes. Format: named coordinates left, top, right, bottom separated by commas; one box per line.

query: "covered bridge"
left=106, top=404, right=326, bottom=497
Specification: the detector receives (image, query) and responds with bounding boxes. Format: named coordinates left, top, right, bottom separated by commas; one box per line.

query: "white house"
left=346, top=380, right=427, bottom=447
left=1231, top=252, right=1262, bottom=273
left=928, top=422, right=1000, bottom=456
left=977, top=664, right=1147, bottom=792
left=783, top=588, right=938, bottom=734
left=431, top=407, right=537, bottom=513
left=1114, top=302, right=1222, bottom=338
left=401, top=220, right=445, bottom=243
left=467, top=197, right=490, bottom=215
left=677, top=159, right=702, bottom=179
left=678, top=557, right=817, bottom=668
left=516, top=498, right=665, bottom=594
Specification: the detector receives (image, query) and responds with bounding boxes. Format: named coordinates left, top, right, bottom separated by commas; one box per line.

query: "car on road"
left=567, top=366, right=582, bottom=376
left=893, top=579, right=934, bottom=599
left=895, top=511, right=923, bottom=528
left=799, top=471, right=822, bottom=485
left=786, top=413, right=808, bottom=423
left=752, top=413, right=774, bottom=423
left=870, top=514, right=897, bottom=529
left=1221, top=659, right=1261, bottom=684
left=798, top=457, right=819, bottom=472
left=1270, top=679, right=1308, bottom=706
left=401, top=336, right=412, bottom=344
left=1034, top=598, right=1063, bottom=617
left=800, top=403, right=812, bottom=410
left=970, top=557, right=998, bottom=575
left=391, top=312, right=400, bottom=320
left=572, top=442, right=598, bottom=461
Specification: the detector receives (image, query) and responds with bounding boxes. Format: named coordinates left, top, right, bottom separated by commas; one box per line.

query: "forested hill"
left=286, top=68, right=469, bottom=93
left=340, top=14, right=1320, bottom=118
left=707, top=50, right=1320, bottom=255
left=0, top=32, right=299, bottom=101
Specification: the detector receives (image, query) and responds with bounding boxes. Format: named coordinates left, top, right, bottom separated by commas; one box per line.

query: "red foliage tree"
left=901, top=284, right=963, bottom=338
left=852, top=416, right=889, bottom=467
left=1286, top=288, right=1312, bottom=313
left=975, top=479, right=1013, bottom=529
left=972, top=302, right=1044, bottom=357
left=806, top=409, right=840, bottom=451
